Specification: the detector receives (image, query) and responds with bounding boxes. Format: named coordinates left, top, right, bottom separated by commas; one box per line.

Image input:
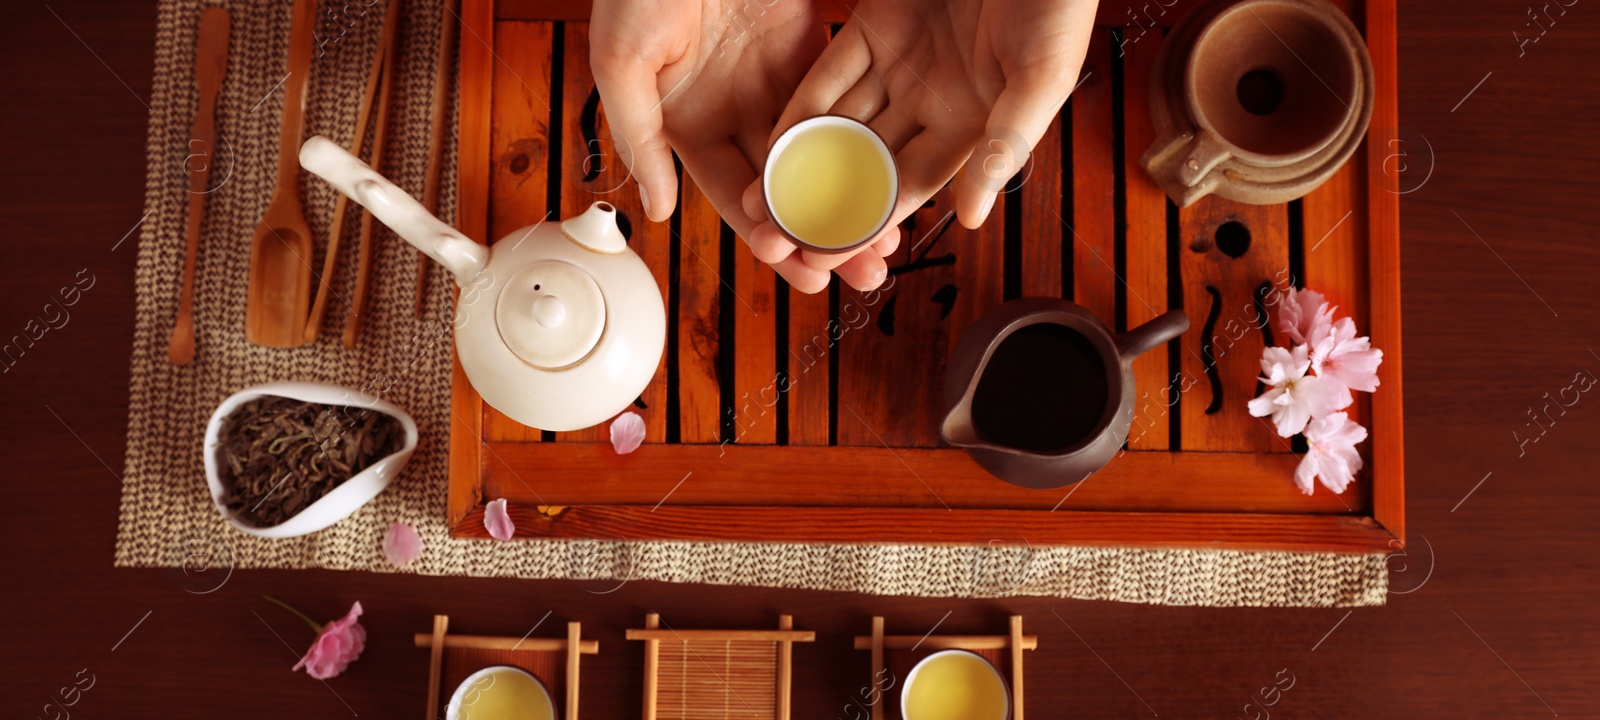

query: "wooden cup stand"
left=414, top=615, right=598, bottom=720
left=627, top=614, right=816, bottom=720
left=853, top=615, right=1037, bottom=720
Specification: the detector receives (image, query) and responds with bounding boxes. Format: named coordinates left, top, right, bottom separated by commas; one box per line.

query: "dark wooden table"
left=5, top=1, right=1597, bottom=717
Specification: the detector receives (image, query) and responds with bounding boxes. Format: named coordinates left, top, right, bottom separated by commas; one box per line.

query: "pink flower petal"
left=1279, top=288, right=1335, bottom=346
left=610, top=411, right=646, bottom=454
left=382, top=521, right=423, bottom=568
left=1293, top=452, right=1319, bottom=495
left=1297, top=413, right=1367, bottom=495
left=293, top=602, right=365, bottom=680
left=484, top=498, right=515, bottom=541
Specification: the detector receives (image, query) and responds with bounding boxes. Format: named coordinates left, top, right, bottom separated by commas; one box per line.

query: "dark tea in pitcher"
left=969, top=323, right=1109, bottom=452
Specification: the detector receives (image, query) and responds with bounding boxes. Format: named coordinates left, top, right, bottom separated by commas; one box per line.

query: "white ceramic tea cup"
left=761, top=115, right=899, bottom=254
left=900, top=649, right=1011, bottom=720
left=447, top=665, right=556, bottom=720
left=203, top=380, right=418, bottom=538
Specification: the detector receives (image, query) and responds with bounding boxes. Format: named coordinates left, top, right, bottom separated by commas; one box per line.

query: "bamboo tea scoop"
left=168, top=7, right=229, bottom=365
left=245, top=0, right=317, bottom=347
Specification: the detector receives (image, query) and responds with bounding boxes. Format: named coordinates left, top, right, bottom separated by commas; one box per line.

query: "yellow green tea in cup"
left=763, top=116, right=898, bottom=253
left=447, top=666, right=556, bottom=720
left=900, top=650, right=1010, bottom=720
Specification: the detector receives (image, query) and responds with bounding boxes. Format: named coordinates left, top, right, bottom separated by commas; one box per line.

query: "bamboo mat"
left=113, top=0, right=1388, bottom=606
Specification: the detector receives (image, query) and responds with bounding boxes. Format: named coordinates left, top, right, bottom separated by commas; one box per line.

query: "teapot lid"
left=495, top=260, right=605, bottom=369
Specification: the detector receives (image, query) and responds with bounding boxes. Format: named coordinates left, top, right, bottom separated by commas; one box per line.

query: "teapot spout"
left=300, top=136, right=489, bottom=287
left=560, top=202, right=629, bottom=254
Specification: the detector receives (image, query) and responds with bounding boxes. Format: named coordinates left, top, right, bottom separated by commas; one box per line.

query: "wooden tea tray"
left=446, top=0, right=1404, bottom=552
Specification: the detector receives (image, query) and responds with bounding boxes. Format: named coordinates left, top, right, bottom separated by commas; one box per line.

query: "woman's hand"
left=740, top=0, right=1098, bottom=288
left=592, top=0, right=895, bottom=293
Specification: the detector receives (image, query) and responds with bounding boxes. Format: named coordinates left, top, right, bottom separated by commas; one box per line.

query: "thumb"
left=591, top=52, right=679, bottom=222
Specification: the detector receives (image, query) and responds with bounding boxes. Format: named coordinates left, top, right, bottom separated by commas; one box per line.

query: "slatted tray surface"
left=447, top=0, right=1404, bottom=552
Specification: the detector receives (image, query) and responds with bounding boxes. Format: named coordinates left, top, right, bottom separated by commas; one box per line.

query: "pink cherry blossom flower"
left=1295, top=412, right=1368, bottom=495
left=382, top=521, right=423, bottom=568
left=610, top=411, right=646, bottom=454
left=1277, top=287, right=1335, bottom=346
left=1247, top=345, right=1351, bottom=437
left=264, top=596, right=367, bottom=680
left=1310, top=316, right=1383, bottom=394
left=484, top=498, right=515, bottom=541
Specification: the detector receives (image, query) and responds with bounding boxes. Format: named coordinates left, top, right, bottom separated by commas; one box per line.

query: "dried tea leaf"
left=217, top=396, right=404, bottom=527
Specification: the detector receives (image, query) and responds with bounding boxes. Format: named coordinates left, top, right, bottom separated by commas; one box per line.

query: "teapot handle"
left=299, top=136, right=488, bottom=287
left=1115, top=309, right=1190, bottom=360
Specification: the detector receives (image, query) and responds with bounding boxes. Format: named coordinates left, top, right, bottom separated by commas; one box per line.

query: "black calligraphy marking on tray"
left=877, top=295, right=898, bottom=336
left=580, top=86, right=603, bottom=182
left=877, top=205, right=963, bottom=335
left=633, top=395, right=648, bottom=410
left=1200, top=285, right=1224, bottom=414
left=932, top=284, right=958, bottom=319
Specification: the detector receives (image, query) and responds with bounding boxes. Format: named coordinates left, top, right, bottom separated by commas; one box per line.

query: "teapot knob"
left=560, top=201, right=628, bottom=253
left=532, top=295, right=566, bottom=328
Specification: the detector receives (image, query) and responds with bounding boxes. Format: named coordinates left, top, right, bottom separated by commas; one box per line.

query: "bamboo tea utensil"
left=415, top=0, right=459, bottom=319
left=245, top=0, right=317, bottom=347
left=168, top=7, right=230, bottom=365
left=302, top=0, right=399, bottom=344
left=423, top=614, right=447, bottom=720
left=628, top=614, right=813, bottom=720
left=341, top=0, right=403, bottom=348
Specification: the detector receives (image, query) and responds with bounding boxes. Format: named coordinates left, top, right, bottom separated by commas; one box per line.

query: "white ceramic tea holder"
left=204, top=381, right=419, bottom=538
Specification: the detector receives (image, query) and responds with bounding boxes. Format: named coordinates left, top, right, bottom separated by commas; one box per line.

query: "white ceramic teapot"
left=299, top=136, right=665, bottom=432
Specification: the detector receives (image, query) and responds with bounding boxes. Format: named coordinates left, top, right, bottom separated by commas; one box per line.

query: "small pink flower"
left=1310, top=316, right=1383, bottom=394
left=1277, top=287, right=1335, bottom=346
left=382, top=521, right=423, bottom=568
left=290, top=601, right=366, bottom=680
left=610, top=411, right=646, bottom=455
left=484, top=498, right=514, bottom=541
left=1248, top=345, right=1351, bottom=437
left=1295, top=412, right=1368, bottom=495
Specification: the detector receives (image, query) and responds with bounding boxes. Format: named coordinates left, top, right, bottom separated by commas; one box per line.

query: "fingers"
left=771, top=24, right=872, bottom=141
left=889, top=124, right=980, bottom=230
left=796, top=223, right=895, bottom=272
left=832, top=250, right=890, bottom=292
left=770, top=253, right=831, bottom=294
left=953, top=79, right=1069, bottom=229
left=590, top=51, right=679, bottom=222
left=873, top=224, right=901, bottom=257
left=743, top=220, right=801, bottom=266
left=678, top=142, right=761, bottom=237
left=829, top=73, right=887, bottom=124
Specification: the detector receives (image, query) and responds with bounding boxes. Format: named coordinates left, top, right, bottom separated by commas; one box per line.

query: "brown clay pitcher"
left=941, top=299, right=1189, bottom=489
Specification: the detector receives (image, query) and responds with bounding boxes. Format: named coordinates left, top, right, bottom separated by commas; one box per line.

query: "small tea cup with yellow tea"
left=446, top=666, right=556, bottom=720
left=900, top=649, right=1011, bottom=720
left=762, top=116, right=899, bottom=254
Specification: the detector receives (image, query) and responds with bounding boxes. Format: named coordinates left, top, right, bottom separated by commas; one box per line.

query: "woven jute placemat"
left=114, top=0, right=1387, bottom=606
